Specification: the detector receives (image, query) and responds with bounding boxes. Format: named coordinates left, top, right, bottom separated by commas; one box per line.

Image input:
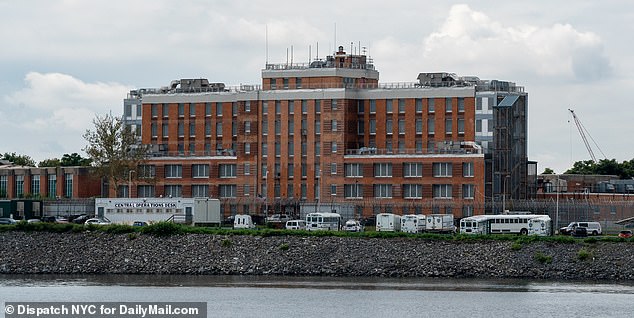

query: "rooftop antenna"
left=265, top=24, right=268, bottom=65
left=316, top=42, right=319, bottom=60
left=309, top=45, right=311, bottom=64
left=334, top=22, right=337, bottom=54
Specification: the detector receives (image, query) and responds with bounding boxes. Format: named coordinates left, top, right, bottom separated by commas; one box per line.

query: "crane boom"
left=568, top=108, right=606, bottom=163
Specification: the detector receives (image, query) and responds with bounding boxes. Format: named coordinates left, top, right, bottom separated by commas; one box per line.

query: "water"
left=1, top=275, right=634, bottom=318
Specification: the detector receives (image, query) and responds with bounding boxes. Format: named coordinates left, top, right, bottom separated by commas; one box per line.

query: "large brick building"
left=120, top=46, right=528, bottom=219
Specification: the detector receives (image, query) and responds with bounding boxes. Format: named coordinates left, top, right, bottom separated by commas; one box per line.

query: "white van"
left=401, top=214, right=426, bottom=233
left=376, top=213, right=401, bottom=232
left=285, top=219, right=307, bottom=230
left=560, top=221, right=602, bottom=236
left=233, top=214, right=256, bottom=229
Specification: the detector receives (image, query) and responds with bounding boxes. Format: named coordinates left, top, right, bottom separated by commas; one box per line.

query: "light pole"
left=128, top=170, right=135, bottom=198
left=502, top=174, right=510, bottom=213
left=555, top=175, right=561, bottom=231
left=264, top=170, right=268, bottom=220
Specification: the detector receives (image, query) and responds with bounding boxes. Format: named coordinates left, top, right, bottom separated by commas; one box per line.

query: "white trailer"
left=233, top=214, right=256, bottom=229
left=95, top=197, right=221, bottom=226
left=400, top=214, right=426, bottom=233
left=426, top=214, right=455, bottom=233
left=376, top=213, right=402, bottom=232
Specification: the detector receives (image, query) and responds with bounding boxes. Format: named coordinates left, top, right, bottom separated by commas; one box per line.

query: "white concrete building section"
left=95, top=197, right=221, bottom=225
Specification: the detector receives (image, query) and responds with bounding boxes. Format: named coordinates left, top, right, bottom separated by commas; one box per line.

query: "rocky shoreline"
left=1, top=232, right=633, bottom=280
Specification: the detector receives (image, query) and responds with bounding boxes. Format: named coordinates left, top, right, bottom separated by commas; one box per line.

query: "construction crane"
left=568, top=108, right=606, bottom=163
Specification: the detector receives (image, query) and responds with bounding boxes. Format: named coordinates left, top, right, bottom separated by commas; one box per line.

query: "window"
left=178, top=103, right=185, bottom=117
left=476, top=119, right=482, bottom=133
left=205, top=103, right=211, bottom=116
left=275, top=142, right=281, bottom=157
left=261, top=143, right=268, bottom=157
left=403, top=163, right=423, bottom=177
left=287, top=184, right=294, bottom=198
left=262, top=120, right=268, bottom=135
left=165, top=165, right=182, bottom=178
left=245, top=121, right=251, bottom=134
left=463, top=162, right=474, bottom=177
left=137, top=185, right=155, bottom=198
left=463, top=184, right=475, bottom=199
left=192, top=185, right=209, bottom=197
left=219, top=164, right=237, bottom=178
left=165, top=185, right=182, bottom=197
left=219, top=185, right=237, bottom=198
left=445, top=98, right=452, bottom=112
left=192, top=164, right=209, bottom=178
left=244, top=163, right=251, bottom=175
left=428, top=99, right=435, bottom=113
left=301, top=184, right=307, bottom=199
left=189, top=122, right=195, bottom=137
left=458, top=119, right=465, bottom=134
left=331, top=120, right=337, bottom=132
left=178, top=122, right=184, bottom=137
left=398, top=141, right=405, bottom=153
left=274, top=184, right=280, bottom=198
left=216, top=103, right=223, bottom=116
left=288, top=101, right=294, bottom=114
left=232, top=121, right=237, bottom=136
left=330, top=184, right=337, bottom=196
left=138, top=165, right=156, bottom=178
left=357, top=100, right=364, bottom=114
left=275, top=120, right=281, bottom=135
left=382, top=100, right=392, bottom=115
left=331, top=163, right=337, bottom=175
left=162, top=103, right=169, bottom=117
left=302, top=100, right=308, bottom=113
left=445, top=118, right=452, bottom=134
left=244, top=143, right=251, bottom=154
left=345, top=163, right=363, bottom=177
left=244, top=184, right=251, bottom=196
left=416, top=119, right=423, bottom=134
left=301, top=142, right=307, bottom=156
left=15, top=175, right=24, bottom=198
left=427, top=118, right=435, bottom=134
left=315, top=120, right=321, bottom=134
left=433, top=163, right=452, bottom=177
left=232, top=102, right=238, bottom=116
left=315, top=142, right=320, bottom=156
left=216, top=122, right=223, bottom=136
left=398, top=119, right=405, bottom=134
left=162, top=123, right=169, bottom=137
left=331, top=141, right=337, bottom=153
left=270, top=79, right=277, bottom=90
left=136, top=104, right=142, bottom=117
left=245, top=101, right=251, bottom=113
left=315, top=100, right=321, bottom=113
left=358, top=121, right=365, bottom=135
left=458, top=98, right=465, bottom=112
left=302, top=164, right=308, bottom=178
left=283, top=78, right=289, bottom=89
left=398, top=99, right=405, bottom=113
left=331, top=100, right=337, bottom=110
left=386, top=140, right=393, bottom=153
left=152, top=104, right=158, bottom=117
left=288, top=163, right=294, bottom=178
left=403, top=184, right=422, bottom=198
left=151, top=123, right=158, bottom=137
left=416, top=99, right=423, bottom=113
left=262, top=101, right=268, bottom=114
left=416, top=140, right=423, bottom=153
left=190, top=104, right=196, bottom=117
left=296, top=78, right=302, bottom=88
left=370, top=100, right=376, bottom=113
left=31, top=175, right=40, bottom=196
left=205, top=121, right=211, bottom=136
left=275, top=101, right=281, bottom=114
left=345, top=184, right=363, bottom=198
left=47, top=174, right=56, bottom=198
left=433, top=184, right=452, bottom=198
left=288, top=142, right=294, bottom=156
left=374, top=184, right=393, bottom=198
left=289, top=120, right=294, bottom=135
left=369, top=119, right=377, bottom=135
left=124, top=104, right=132, bottom=117
left=374, top=163, right=392, bottom=177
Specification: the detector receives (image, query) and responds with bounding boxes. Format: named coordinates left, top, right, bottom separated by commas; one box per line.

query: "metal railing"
left=345, top=147, right=482, bottom=156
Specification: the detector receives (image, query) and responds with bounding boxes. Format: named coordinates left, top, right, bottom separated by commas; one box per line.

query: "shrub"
left=510, top=241, right=522, bottom=251
left=279, top=243, right=289, bottom=251
left=577, top=248, right=593, bottom=261
left=534, top=252, right=553, bottom=264
left=127, top=232, right=138, bottom=240
left=141, top=221, right=183, bottom=236
left=104, top=224, right=135, bottom=234
left=221, top=238, right=232, bottom=247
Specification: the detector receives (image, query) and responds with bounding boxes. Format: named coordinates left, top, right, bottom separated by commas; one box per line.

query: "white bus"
left=305, top=212, right=342, bottom=231
left=460, top=214, right=551, bottom=236
left=528, top=216, right=552, bottom=236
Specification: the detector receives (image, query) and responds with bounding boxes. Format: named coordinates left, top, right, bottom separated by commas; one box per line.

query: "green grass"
left=534, top=252, right=553, bottom=264
left=577, top=248, right=593, bottom=261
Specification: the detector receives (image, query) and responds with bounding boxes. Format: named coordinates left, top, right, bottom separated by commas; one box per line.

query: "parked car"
left=84, top=218, right=111, bottom=226
left=0, top=218, right=17, bottom=225
left=560, top=222, right=602, bottom=236
left=571, top=227, right=588, bottom=238
left=71, top=214, right=89, bottom=224
left=27, top=219, right=41, bottom=223
left=618, top=230, right=633, bottom=239
left=344, top=219, right=364, bottom=232
left=285, top=219, right=307, bottom=230
left=266, top=214, right=291, bottom=223
left=41, top=216, right=69, bottom=223
left=132, top=221, right=148, bottom=227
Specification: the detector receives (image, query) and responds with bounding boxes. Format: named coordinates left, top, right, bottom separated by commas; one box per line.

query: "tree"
left=83, top=112, right=149, bottom=192
left=2, top=152, right=35, bottom=166
left=542, top=168, right=555, bottom=174
left=565, top=158, right=634, bottom=179
left=38, top=158, right=61, bottom=167
left=60, top=153, right=92, bottom=166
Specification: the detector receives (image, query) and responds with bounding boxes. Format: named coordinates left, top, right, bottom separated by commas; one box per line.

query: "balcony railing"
left=345, top=146, right=482, bottom=156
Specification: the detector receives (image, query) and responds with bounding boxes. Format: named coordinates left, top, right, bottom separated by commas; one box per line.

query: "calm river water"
left=1, top=275, right=633, bottom=318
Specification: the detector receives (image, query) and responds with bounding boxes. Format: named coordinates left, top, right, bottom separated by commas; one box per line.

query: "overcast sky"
left=1, top=0, right=632, bottom=173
